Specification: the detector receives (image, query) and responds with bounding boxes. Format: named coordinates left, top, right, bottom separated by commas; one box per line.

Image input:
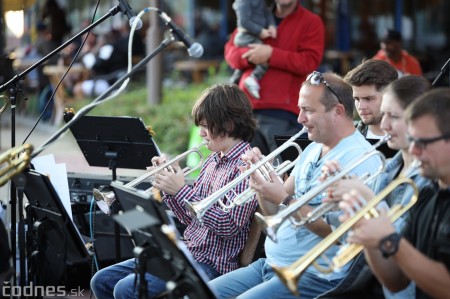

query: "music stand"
left=23, top=169, right=90, bottom=289
left=274, top=135, right=312, bottom=164
left=69, top=115, right=159, bottom=172
left=111, top=181, right=217, bottom=299
left=69, top=115, right=160, bottom=261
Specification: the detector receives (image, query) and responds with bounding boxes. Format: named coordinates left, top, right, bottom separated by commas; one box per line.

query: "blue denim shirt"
left=265, top=130, right=382, bottom=281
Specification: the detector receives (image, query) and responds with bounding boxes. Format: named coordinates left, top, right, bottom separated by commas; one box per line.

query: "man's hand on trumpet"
left=320, top=160, right=375, bottom=204
left=240, top=147, right=289, bottom=205
left=149, top=155, right=186, bottom=196
left=338, top=190, right=395, bottom=249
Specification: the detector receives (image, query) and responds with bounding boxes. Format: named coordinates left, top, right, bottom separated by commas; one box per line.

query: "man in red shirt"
left=373, top=29, right=422, bottom=77
left=225, top=0, right=325, bottom=156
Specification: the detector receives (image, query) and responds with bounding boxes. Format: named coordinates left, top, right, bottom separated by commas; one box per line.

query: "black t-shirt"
left=402, top=184, right=450, bottom=299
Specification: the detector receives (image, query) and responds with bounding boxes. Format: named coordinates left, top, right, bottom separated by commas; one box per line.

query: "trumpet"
left=0, top=144, right=34, bottom=187
left=0, top=95, right=9, bottom=114
left=93, top=140, right=208, bottom=215
left=255, top=135, right=390, bottom=243
left=185, top=127, right=308, bottom=222
left=271, top=176, right=419, bottom=296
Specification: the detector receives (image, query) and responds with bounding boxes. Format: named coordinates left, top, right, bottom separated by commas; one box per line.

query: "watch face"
left=380, top=233, right=401, bottom=258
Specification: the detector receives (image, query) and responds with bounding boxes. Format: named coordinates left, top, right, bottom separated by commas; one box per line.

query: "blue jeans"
left=91, top=258, right=220, bottom=299
left=209, top=258, right=340, bottom=299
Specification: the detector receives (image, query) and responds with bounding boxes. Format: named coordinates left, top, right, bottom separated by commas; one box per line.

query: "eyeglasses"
left=307, top=71, right=343, bottom=105
left=407, top=133, right=450, bottom=150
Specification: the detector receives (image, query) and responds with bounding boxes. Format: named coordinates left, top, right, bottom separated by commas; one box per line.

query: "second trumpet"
left=93, top=140, right=208, bottom=215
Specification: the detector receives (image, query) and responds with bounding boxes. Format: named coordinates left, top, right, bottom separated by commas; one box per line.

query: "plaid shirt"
left=163, top=141, right=258, bottom=274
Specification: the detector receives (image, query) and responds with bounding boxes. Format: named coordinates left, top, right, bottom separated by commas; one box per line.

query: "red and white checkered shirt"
left=163, top=141, right=258, bottom=274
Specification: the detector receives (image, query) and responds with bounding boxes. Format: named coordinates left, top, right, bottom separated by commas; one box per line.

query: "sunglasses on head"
left=307, top=71, right=343, bottom=105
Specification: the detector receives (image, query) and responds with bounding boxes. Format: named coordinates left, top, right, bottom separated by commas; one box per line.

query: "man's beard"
left=363, top=115, right=382, bottom=126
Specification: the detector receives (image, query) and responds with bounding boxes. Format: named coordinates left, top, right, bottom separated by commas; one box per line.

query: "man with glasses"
left=337, top=88, right=450, bottom=299
left=344, top=59, right=398, bottom=139
left=209, top=72, right=381, bottom=299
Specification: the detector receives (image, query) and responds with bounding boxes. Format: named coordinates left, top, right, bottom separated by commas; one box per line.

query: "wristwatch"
left=379, top=232, right=402, bottom=258
left=279, top=195, right=294, bottom=210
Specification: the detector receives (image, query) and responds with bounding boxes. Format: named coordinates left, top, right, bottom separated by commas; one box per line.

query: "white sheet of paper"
left=31, top=154, right=72, bottom=220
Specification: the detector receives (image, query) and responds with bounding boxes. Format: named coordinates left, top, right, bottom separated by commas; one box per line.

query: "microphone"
left=158, top=11, right=204, bottom=58
left=117, top=0, right=143, bottom=30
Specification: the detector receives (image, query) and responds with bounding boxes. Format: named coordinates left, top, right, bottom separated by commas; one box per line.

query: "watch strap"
left=281, top=195, right=294, bottom=206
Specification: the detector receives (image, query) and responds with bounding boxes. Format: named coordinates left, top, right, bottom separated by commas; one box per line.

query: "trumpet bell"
left=0, top=144, right=34, bottom=187
left=93, top=186, right=116, bottom=215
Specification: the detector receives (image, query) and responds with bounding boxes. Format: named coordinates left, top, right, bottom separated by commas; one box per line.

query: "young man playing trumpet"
left=90, top=84, right=259, bottom=298
left=209, top=72, right=381, bottom=299
left=338, top=88, right=450, bottom=299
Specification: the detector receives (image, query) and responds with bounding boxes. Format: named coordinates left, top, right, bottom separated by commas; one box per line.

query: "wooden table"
left=43, top=64, right=89, bottom=125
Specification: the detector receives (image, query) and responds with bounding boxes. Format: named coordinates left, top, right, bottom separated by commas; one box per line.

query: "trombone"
left=270, top=176, right=419, bottom=296
left=93, top=140, right=208, bottom=215
left=0, top=144, right=34, bottom=187
left=255, top=135, right=390, bottom=243
left=185, top=127, right=308, bottom=222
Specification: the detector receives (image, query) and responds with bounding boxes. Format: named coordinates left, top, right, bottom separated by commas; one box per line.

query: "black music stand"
left=274, top=134, right=312, bottom=164
left=69, top=115, right=159, bottom=172
left=23, top=169, right=90, bottom=289
left=69, top=115, right=160, bottom=261
left=111, top=181, right=217, bottom=299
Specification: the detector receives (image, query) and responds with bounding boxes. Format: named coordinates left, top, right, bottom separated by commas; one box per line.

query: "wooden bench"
left=174, top=59, right=221, bottom=84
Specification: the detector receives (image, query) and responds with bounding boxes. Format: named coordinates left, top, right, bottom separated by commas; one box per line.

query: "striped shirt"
left=163, top=141, right=258, bottom=274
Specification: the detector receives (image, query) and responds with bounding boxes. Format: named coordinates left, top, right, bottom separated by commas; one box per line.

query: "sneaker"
left=244, top=75, right=260, bottom=99
left=229, top=69, right=243, bottom=84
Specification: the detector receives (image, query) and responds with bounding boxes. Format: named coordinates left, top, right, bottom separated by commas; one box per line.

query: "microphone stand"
left=432, top=57, right=450, bottom=87
left=0, top=5, right=124, bottom=288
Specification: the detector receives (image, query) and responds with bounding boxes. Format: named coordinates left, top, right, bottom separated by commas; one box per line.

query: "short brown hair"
left=344, top=59, right=398, bottom=92
left=405, top=88, right=450, bottom=136
left=192, top=84, right=256, bottom=142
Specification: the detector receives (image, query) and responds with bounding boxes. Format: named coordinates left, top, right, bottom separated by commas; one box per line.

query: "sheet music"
left=31, top=154, right=72, bottom=220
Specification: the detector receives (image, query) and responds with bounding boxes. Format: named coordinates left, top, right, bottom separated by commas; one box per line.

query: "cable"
left=89, top=197, right=99, bottom=272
